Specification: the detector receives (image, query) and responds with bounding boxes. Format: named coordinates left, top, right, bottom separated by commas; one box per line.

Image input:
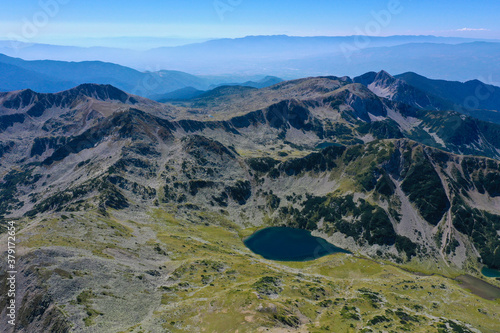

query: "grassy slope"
left=16, top=207, right=500, bottom=333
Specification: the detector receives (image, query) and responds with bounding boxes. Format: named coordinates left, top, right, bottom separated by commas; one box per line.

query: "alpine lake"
left=244, top=226, right=350, bottom=261
left=244, top=227, right=500, bottom=301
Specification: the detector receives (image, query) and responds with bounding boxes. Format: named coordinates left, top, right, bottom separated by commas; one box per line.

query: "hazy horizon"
left=1, top=2, right=500, bottom=88
left=1, top=0, right=499, bottom=48
left=2, top=33, right=500, bottom=50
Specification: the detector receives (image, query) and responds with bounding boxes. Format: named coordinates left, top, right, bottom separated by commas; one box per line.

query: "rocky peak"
left=0, top=84, right=140, bottom=118
left=65, top=84, right=138, bottom=104
left=374, top=70, right=395, bottom=82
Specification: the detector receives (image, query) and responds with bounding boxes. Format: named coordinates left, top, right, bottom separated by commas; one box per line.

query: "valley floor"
left=3, top=207, right=500, bottom=333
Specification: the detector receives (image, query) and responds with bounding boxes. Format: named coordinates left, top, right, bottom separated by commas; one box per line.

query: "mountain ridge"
left=2, top=36, right=500, bottom=80
left=0, top=53, right=282, bottom=99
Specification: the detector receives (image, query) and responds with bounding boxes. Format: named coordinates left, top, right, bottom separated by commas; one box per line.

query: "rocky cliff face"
left=354, top=70, right=455, bottom=111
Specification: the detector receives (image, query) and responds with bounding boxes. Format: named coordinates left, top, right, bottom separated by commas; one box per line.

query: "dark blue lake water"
left=315, top=142, right=344, bottom=150
left=482, top=267, right=500, bottom=278
left=244, top=227, right=350, bottom=261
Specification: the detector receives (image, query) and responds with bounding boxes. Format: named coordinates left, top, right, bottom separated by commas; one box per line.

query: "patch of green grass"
left=53, top=268, right=73, bottom=279
left=253, top=276, right=283, bottom=296
left=73, top=290, right=103, bottom=327
left=15, top=207, right=500, bottom=332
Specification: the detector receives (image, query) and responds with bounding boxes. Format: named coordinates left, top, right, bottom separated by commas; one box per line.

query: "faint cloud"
left=456, top=28, right=489, bottom=32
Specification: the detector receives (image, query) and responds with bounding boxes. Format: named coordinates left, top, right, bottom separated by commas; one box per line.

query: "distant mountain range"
left=153, top=76, right=283, bottom=102
left=3, top=35, right=491, bottom=64
left=1, top=50, right=499, bottom=125
left=298, top=41, right=500, bottom=82
left=0, top=53, right=283, bottom=99
left=208, top=76, right=284, bottom=90
left=1, top=35, right=500, bottom=81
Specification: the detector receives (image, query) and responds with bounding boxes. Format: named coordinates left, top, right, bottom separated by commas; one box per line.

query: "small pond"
left=315, top=142, right=344, bottom=150
left=481, top=267, right=500, bottom=278
left=244, top=227, right=350, bottom=261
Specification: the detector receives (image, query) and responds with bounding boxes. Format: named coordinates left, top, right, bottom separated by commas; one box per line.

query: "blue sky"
left=0, top=0, right=498, bottom=46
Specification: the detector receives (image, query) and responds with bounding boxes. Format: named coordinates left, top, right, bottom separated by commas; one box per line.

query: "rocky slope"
left=353, top=70, right=455, bottom=111
left=357, top=70, right=500, bottom=124
left=2, top=79, right=500, bottom=269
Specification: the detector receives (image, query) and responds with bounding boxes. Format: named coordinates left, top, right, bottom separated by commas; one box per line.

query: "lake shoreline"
left=243, top=226, right=500, bottom=300
left=244, top=226, right=350, bottom=262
